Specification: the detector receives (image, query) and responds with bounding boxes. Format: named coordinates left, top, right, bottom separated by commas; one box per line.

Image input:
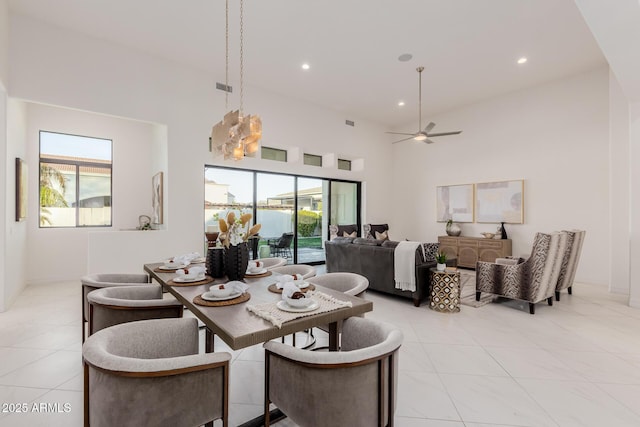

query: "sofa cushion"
left=343, top=231, right=357, bottom=238
left=332, top=237, right=355, bottom=244
left=354, top=237, right=383, bottom=246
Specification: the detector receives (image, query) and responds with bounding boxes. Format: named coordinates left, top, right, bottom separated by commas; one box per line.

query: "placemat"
left=246, top=291, right=352, bottom=328
left=268, top=283, right=315, bottom=294
left=168, top=276, right=214, bottom=287
left=244, top=270, right=272, bottom=279
left=193, top=292, right=251, bottom=307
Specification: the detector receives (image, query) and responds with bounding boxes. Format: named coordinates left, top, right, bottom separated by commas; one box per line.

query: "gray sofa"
left=325, top=237, right=452, bottom=306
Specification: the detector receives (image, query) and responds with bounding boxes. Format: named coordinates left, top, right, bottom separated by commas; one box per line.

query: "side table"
left=429, top=268, right=461, bottom=313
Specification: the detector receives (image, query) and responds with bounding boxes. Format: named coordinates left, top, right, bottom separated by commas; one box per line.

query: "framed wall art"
left=475, top=179, right=524, bottom=223
left=436, top=183, right=474, bottom=223
left=152, top=171, right=164, bottom=225
left=15, top=158, right=28, bottom=222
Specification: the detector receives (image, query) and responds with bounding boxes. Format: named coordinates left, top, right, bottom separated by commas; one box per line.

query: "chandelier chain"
left=239, top=0, right=244, bottom=115
left=225, top=0, right=229, bottom=110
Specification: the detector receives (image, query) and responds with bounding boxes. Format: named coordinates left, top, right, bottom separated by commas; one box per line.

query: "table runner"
left=246, top=291, right=352, bottom=328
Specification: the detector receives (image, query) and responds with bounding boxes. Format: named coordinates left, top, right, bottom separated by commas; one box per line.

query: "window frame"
left=39, top=130, right=113, bottom=228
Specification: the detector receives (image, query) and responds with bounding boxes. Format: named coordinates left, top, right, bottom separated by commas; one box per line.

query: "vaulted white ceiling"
left=8, top=0, right=606, bottom=127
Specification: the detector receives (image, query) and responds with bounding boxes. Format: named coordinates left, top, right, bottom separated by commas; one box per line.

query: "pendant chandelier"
left=210, top=0, right=262, bottom=160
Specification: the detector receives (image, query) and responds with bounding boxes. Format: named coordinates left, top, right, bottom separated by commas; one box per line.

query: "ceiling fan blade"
left=424, top=139, right=436, bottom=144
left=426, top=131, right=462, bottom=137
left=385, top=131, right=417, bottom=136
left=423, top=122, right=436, bottom=133
left=391, top=136, right=415, bottom=144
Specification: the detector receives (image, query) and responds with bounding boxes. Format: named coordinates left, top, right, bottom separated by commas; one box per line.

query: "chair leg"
left=555, top=290, right=560, bottom=301
left=475, top=291, right=481, bottom=301
left=529, top=303, right=535, bottom=315
left=568, top=286, right=572, bottom=295
left=547, top=297, right=553, bottom=306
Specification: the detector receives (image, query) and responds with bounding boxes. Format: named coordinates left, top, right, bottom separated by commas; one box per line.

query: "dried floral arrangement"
left=217, top=211, right=261, bottom=247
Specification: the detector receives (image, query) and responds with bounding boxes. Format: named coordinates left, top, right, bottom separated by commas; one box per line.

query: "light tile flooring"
left=1, top=278, right=640, bottom=426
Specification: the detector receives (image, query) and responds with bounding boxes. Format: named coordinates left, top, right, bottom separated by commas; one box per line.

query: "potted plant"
left=436, top=251, right=447, bottom=271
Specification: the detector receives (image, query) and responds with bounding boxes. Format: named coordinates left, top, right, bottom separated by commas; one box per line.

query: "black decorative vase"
left=206, top=247, right=225, bottom=278
left=224, top=242, right=249, bottom=281
left=500, top=222, right=508, bottom=240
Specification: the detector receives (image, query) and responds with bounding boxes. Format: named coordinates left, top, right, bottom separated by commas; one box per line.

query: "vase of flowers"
left=218, top=210, right=261, bottom=280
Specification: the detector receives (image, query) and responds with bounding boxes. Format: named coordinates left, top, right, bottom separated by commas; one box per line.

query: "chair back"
left=527, top=232, right=567, bottom=302
left=277, top=232, right=294, bottom=248
left=271, top=264, right=317, bottom=279
left=255, top=257, right=288, bottom=270
left=307, top=272, right=368, bottom=296
left=557, top=229, right=586, bottom=291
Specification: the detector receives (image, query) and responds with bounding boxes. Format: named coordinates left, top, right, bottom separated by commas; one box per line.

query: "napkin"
left=217, top=280, right=249, bottom=295
left=275, top=274, right=304, bottom=289
left=176, top=265, right=206, bottom=278
left=172, top=252, right=201, bottom=265
left=248, top=260, right=264, bottom=269
left=281, top=282, right=302, bottom=299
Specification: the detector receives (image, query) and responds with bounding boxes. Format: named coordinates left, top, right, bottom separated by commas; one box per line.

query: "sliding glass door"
left=204, top=165, right=360, bottom=265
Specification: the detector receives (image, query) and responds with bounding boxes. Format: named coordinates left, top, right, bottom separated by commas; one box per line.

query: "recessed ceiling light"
left=398, top=101, right=405, bottom=107
left=301, top=63, right=310, bottom=70
left=517, top=57, right=528, bottom=64
left=398, top=53, right=413, bottom=62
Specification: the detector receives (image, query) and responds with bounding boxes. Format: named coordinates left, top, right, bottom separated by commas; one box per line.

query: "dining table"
left=143, top=262, right=373, bottom=426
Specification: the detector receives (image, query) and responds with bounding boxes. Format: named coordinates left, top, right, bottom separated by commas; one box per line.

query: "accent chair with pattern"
left=475, top=231, right=568, bottom=314
left=555, top=229, right=586, bottom=301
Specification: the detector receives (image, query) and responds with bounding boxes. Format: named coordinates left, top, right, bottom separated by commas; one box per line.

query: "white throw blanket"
left=394, top=241, right=425, bottom=292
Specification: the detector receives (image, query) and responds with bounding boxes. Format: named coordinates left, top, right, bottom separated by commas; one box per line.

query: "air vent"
left=216, top=82, right=233, bottom=93
left=345, top=120, right=355, bottom=127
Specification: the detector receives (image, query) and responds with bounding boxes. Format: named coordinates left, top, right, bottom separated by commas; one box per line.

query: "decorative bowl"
left=284, top=294, right=312, bottom=308
left=209, top=284, right=233, bottom=297
left=481, top=232, right=496, bottom=239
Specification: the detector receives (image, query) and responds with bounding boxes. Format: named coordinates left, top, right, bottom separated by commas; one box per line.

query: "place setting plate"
left=268, top=282, right=315, bottom=294
left=194, top=291, right=251, bottom=307
left=156, top=262, right=190, bottom=272
left=245, top=268, right=272, bottom=278
left=276, top=300, right=320, bottom=313
left=169, top=275, right=214, bottom=286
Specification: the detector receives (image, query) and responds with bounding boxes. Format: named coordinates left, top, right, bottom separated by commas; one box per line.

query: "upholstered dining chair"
left=86, top=284, right=183, bottom=337
left=306, top=272, right=369, bottom=349
left=555, top=229, right=586, bottom=301
left=253, top=257, right=288, bottom=270
left=263, top=317, right=402, bottom=427
left=476, top=231, right=568, bottom=314
left=80, top=273, right=151, bottom=342
left=270, top=264, right=317, bottom=279
left=83, top=317, right=230, bottom=427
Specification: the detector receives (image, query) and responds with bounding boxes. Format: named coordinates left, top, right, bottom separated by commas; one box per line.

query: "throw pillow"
left=375, top=230, right=389, bottom=241
left=343, top=231, right=357, bottom=238
left=421, top=243, right=439, bottom=263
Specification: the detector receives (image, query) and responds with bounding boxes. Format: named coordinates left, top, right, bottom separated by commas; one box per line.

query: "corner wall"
left=391, top=67, right=610, bottom=285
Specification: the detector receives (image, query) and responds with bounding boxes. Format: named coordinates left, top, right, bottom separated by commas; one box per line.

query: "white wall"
left=608, top=71, right=630, bottom=295
left=0, top=88, right=6, bottom=311
left=4, top=99, right=28, bottom=309
left=9, top=14, right=392, bottom=281
left=0, top=0, right=7, bottom=88
left=24, top=103, right=161, bottom=283
left=630, top=102, right=640, bottom=307
left=391, top=67, right=610, bottom=285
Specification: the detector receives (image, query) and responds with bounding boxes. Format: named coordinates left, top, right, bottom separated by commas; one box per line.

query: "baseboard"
left=629, top=296, right=640, bottom=309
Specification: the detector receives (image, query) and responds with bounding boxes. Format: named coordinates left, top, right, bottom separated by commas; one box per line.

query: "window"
left=338, top=159, right=352, bottom=171
left=261, top=146, right=287, bottom=162
left=39, top=131, right=112, bottom=227
left=303, top=153, right=322, bottom=167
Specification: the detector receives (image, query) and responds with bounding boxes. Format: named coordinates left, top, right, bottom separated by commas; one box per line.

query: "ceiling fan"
left=387, top=66, right=462, bottom=144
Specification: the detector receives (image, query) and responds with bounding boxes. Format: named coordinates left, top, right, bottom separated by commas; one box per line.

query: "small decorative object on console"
left=446, top=219, right=461, bottom=236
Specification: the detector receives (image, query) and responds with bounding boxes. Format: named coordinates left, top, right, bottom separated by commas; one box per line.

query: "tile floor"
left=1, top=277, right=640, bottom=426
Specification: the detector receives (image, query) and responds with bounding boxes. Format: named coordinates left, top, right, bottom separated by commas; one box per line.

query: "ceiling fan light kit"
left=388, top=66, right=462, bottom=145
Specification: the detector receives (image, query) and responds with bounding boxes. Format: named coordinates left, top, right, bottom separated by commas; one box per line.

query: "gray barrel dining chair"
left=80, top=273, right=151, bottom=342
left=252, top=257, right=287, bottom=270
left=83, top=317, right=230, bottom=427
left=264, top=317, right=403, bottom=427
left=270, top=264, right=317, bottom=279
left=86, top=284, right=183, bottom=337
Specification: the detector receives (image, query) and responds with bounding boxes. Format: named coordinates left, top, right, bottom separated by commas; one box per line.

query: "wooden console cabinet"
left=438, top=236, right=512, bottom=269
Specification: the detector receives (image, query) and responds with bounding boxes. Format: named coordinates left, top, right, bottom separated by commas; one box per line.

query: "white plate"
left=159, top=263, right=190, bottom=270
left=201, top=291, right=242, bottom=302
left=245, top=268, right=268, bottom=275
left=276, top=300, right=319, bottom=313
left=173, top=276, right=206, bottom=283
left=191, top=257, right=206, bottom=264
